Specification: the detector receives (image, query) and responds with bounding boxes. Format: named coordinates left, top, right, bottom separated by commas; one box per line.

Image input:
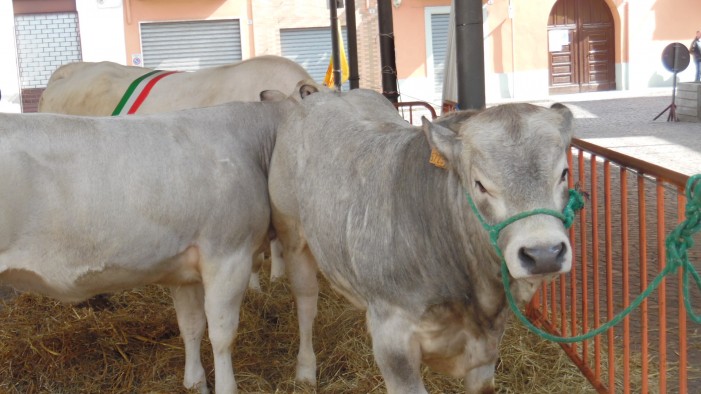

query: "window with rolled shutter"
left=428, top=12, right=449, bottom=97
left=140, top=19, right=242, bottom=71
left=280, top=27, right=349, bottom=90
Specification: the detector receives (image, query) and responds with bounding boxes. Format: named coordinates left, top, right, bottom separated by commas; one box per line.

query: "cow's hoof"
left=247, top=272, right=262, bottom=292
left=185, top=382, right=209, bottom=394
left=270, top=270, right=285, bottom=282
left=295, top=366, right=316, bottom=385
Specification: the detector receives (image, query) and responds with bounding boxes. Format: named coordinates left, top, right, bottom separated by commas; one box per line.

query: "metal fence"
left=393, top=101, right=437, bottom=125
left=526, top=138, right=698, bottom=393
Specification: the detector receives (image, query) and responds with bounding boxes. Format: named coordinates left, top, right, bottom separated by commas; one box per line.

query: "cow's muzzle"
left=518, top=242, right=568, bottom=275
left=465, top=188, right=585, bottom=278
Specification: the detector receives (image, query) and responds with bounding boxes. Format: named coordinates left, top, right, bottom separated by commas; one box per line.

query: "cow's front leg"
left=202, top=247, right=253, bottom=394
left=367, top=305, right=426, bottom=394
left=465, top=363, right=496, bottom=394
left=170, top=283, right=208, bottom=394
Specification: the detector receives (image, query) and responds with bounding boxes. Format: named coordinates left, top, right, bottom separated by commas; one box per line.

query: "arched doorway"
left=548, top=0, right=615, bottom=94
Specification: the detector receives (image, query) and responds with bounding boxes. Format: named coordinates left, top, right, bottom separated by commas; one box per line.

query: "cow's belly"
left=325, top=272, right=368, bottom=310
left=0, top=244, right=202, bottom=303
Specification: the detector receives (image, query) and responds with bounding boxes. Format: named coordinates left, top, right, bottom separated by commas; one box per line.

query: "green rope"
left=467, top=174, right=701, bottom=343
left=668, top=174, right=701, bottom=323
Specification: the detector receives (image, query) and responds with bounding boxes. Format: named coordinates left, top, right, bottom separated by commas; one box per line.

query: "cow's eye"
left=560, top=168, right=569, bottom=183
left=475, top=181, right=487, bottom=193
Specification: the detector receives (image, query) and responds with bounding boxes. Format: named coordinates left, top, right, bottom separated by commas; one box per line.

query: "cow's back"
left=139, top=55, right=312, bottom=113
left=39, top=56, right=313, bottom=116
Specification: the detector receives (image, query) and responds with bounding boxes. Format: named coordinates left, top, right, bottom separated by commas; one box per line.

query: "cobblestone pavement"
left=532, top=89, right=701, bottom=177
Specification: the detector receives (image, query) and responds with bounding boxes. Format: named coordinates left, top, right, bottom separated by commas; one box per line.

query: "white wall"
left=15, top=13, right=82, bottom=88
left=627, top=0, right=696, bottom=90
left=0, top=0, right=21, bottom=113
left=76, top=0, right=127, bottom=64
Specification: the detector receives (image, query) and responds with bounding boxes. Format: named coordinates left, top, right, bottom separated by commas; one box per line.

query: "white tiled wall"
left=14, top=13, right=82, bottom=88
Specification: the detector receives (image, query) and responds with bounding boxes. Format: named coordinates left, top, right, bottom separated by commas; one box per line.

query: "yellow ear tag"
left=429, top=148, right=447, bottom=169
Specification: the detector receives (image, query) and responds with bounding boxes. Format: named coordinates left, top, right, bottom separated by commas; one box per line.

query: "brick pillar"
left=20, top=88, right=45, bottom=113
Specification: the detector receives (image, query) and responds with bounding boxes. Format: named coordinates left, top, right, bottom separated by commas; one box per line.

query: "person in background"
left=691, top=30, right=701, bottom=82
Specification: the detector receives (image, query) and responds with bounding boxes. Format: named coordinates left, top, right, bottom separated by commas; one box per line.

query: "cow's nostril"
left=518, top=247, right=536, bottom=269
left=555, top=242, right=566, bottom=261
left=519, top=242, right=568, bottom=275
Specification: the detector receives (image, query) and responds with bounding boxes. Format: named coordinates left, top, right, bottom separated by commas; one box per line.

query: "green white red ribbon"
left=111, top=70, right=179, bottom=116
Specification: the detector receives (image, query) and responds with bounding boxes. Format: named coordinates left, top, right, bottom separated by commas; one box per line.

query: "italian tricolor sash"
left=111, top=70, right=180, bottom=116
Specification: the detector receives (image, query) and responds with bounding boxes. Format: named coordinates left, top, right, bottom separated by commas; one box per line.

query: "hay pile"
left=0, top=268, right=594, bottom=393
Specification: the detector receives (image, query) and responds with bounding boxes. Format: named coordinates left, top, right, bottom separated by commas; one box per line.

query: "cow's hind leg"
left=202, top=247, right=253, bottom=394
left=367, top=305, right=427, bottom=394
left=171, top=284, right=208, bottom=394
left=248, top=252, right=264, bottom=291
left=286, top=246, right=319, bottom=384
left=269, top=238, right=285, bottom=281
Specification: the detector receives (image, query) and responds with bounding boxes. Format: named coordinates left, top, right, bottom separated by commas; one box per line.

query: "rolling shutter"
left=280, top=27, right=348, bottom=89
left=430, top=13, right=450, bottom=96
left=140, top=19, right=242, bottom=71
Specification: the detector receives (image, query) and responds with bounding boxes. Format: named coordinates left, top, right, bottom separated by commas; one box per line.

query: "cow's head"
left=259, top=78, right=324, bottom=103
left=422, top=103, right=574, bottom=280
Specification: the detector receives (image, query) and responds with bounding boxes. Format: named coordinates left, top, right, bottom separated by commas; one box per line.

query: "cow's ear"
left=260, top=90, right=286, bottom=102
left=299, top=83, right=319, bottom=99
left=550, top=103, right=574, bottom=141
left=421, top=116, right=459, bottom=165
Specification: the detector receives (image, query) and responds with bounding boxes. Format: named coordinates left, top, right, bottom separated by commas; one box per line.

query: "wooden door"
left=548, top=0, right=615, bottom=94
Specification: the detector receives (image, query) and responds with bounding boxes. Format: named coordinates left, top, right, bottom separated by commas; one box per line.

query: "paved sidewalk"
left=531, top=89, right=700, bottom=177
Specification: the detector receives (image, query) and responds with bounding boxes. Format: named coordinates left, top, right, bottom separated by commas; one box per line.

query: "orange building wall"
left=393, top=0, right=447, bottom=79
left=651, top=0, right=701, bottom=41
left=393, top=0, right=632, bottom=75
left=120, top=0, right=382, bottom=89
left=483, top=0, right=511, bottom=75
left=119, top=0, right=701, bottom=96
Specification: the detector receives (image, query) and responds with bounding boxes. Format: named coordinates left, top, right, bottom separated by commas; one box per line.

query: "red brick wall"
left=21, top=87, right=44, bottom=113
left=12, top=0, right=76, bottom=14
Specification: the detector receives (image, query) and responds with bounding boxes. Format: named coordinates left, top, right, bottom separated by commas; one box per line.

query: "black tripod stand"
left=653, top=70, right=679, bottom=122
left=654, top=43, right=690, bottom=122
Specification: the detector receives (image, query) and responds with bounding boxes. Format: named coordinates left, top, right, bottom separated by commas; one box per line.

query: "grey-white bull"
left=38, top=55, right=312, bottom=116
left=0, top=84, right=311, bottom=394
left=269, top=88, right=575, bottom=393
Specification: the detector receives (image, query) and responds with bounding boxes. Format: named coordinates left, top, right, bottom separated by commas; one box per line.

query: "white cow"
left=38, top=55, right=310, bottom=285
left=0, top=83, right=315, bottom=394
left=39, top=55, right=313, bottom=115
left=269, top=88, right=575, bottom=393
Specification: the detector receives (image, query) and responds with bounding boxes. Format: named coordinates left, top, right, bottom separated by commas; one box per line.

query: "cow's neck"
left=396, top=133, right=508, bottom=323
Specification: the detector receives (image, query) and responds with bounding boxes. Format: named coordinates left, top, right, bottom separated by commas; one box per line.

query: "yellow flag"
left=324, top=24, right=349, bottom=87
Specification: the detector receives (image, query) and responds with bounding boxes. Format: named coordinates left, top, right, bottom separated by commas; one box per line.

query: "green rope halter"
left=467, top=174, right=701, bottom=343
